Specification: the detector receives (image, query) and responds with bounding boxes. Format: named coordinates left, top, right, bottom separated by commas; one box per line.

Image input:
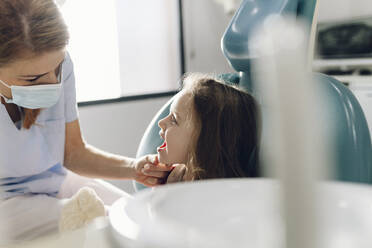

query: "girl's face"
left=157, top=91, right=197, bottom=165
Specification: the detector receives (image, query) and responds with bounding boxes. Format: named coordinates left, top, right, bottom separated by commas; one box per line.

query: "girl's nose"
left=158, top=117, right=166, bottom=129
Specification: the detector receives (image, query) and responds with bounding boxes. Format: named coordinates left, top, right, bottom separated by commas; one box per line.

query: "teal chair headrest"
left=222, top=0, right=317, bottom=92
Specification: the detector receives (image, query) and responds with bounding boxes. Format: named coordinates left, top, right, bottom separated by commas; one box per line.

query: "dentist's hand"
left=132, top=155, right=173, bottom=187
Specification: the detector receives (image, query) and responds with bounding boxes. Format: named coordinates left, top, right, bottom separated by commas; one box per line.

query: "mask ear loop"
left=56, top=59, right=64, bottom=85
left=0, top=78, right=24, bottom=128
left=0, top=79, right=13, bottom=103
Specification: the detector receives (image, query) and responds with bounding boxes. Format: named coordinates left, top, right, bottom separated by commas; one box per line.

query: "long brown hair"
left=0, top=0, right=69, bottom=129
left=183, top=74, right=261, bottom=179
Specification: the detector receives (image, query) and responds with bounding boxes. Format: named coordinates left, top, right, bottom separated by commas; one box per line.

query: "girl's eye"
left=170, top=115, right=177, bottom=124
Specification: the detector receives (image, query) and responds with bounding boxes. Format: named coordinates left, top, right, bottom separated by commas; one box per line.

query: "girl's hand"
left=132, top=155, right=173, bottom=187
left=166, top=164, right=188, bottom=183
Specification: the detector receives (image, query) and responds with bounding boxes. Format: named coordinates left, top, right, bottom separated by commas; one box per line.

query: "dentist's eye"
left=26, top=77, right=38, bottom=83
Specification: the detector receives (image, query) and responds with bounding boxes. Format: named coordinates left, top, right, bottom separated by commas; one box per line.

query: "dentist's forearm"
left=64, top=143, right=136, bottom=180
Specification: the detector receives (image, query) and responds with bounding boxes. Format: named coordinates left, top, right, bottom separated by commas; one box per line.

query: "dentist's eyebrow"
left=19, top=72, right=49, bottom=79
left=19, top=58, right=65, bottom=79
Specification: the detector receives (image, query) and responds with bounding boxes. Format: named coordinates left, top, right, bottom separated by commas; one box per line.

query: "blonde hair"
left=0, top=0, right=69, bottom=128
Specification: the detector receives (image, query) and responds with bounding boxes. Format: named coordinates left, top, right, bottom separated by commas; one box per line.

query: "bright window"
left=60, top=0, right=181, bottom=102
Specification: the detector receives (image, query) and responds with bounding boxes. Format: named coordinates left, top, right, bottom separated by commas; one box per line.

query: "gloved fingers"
left=146, top=154, right=159, bottom=165
left=134, top=154, right=159, bottom=172
left=141, top=169, right=169, bottom=179
left=143, top=163, right=173, bottom=172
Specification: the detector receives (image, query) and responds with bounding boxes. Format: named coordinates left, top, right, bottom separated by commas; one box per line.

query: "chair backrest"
left=313, top=73, right=372, bottom=183
left=135, top=0, right=372, bottom=190
left=221, top=0, right=372, bottom=183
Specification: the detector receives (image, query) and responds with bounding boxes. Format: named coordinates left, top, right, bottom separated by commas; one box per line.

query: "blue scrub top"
left=0, top=53, right=78, bottom=200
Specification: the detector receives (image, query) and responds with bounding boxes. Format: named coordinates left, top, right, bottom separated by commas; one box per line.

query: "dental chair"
left=134, top=0, right=372, bottom=191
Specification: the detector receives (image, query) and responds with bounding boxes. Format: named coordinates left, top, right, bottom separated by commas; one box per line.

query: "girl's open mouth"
left=157, top=141, right=167, bottom=152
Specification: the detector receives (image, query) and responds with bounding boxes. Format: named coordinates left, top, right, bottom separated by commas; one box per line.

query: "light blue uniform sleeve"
left=63, top=52, right=79, bottom=123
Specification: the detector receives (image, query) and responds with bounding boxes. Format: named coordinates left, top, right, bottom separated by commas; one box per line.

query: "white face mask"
left=0, top=67, right=63, bottom=109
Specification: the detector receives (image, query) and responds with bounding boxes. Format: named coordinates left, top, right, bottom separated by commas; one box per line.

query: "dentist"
left=0, top=0, right=171, bottom=243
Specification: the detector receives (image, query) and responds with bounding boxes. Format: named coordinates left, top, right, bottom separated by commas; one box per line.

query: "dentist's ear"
left=166, top=164, right=187, bottom=183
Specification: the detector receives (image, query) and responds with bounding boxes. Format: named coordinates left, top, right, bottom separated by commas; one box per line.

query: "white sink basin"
left=109, top=178, right=372, bottom=248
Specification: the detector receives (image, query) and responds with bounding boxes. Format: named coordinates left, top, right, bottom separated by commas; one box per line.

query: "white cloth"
left=0, top=171, right=129, bottom=246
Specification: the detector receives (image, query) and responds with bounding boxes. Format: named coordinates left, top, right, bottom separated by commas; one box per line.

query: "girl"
left=156, top=73, right=261, bottom=182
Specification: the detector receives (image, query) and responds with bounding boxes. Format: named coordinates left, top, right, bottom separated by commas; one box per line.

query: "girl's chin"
left=157, top=150, right=187, bottom=165
left=157, top=154, right=178, bottom=166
